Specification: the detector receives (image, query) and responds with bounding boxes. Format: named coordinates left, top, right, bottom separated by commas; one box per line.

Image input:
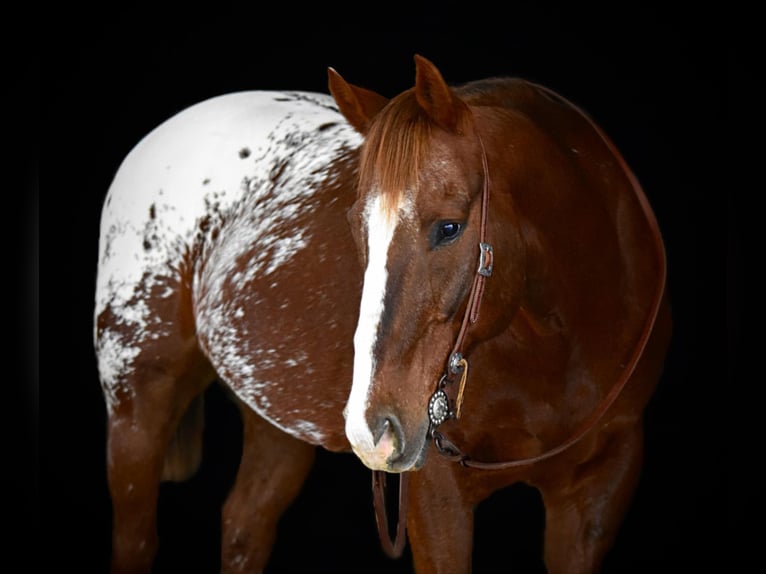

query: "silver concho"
left=428, top=389, right=450, bottom=427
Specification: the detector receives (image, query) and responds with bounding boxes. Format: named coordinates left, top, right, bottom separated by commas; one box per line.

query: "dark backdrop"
left=34, top=3, right=733, bottom=573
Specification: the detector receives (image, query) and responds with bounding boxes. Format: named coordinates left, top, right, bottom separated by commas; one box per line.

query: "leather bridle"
left=372, top=96, right=667, bottom=558
left=372, top=134, right=492, bottom=559
left=427, top=135, right=493, bottom=430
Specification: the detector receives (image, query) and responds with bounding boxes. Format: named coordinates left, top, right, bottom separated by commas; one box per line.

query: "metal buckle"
left=449, top=352, right=464, bottom=375
left=478, top=242, right=494, bottom=277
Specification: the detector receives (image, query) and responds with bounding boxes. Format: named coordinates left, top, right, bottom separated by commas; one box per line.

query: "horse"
left=94, top=54, right=671, bottom=573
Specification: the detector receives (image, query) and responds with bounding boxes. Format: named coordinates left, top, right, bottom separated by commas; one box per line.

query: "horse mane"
left=456, top=76, right=554, bottom=111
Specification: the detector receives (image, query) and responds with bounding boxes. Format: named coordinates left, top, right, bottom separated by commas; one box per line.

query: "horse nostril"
left=372, top=417, right=391, bottom=446
left=371, top=416, right=403, bottom=461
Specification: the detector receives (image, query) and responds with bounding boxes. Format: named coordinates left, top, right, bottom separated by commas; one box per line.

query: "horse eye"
left=433, top=221, right=464, bottom=247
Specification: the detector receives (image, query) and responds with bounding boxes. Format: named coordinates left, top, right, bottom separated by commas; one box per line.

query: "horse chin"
left=407, top=436, right=430, bottom=471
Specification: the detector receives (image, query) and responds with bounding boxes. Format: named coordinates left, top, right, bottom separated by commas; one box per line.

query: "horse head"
left=329, top=55, right=526, bottom=472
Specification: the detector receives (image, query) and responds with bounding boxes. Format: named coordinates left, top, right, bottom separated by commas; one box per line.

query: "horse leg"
left=220, top=397, right=316, bottom=574
left=538, top=425, right=644, bottom=574
left=105, top=344, right=214, bottom=574
left=406, top=459, right=475, bottom=574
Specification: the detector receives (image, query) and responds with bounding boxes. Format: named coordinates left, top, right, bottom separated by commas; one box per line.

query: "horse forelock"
left=358, top=93, right=432, bottom=216
left=357, top=89, right=483, bottom=214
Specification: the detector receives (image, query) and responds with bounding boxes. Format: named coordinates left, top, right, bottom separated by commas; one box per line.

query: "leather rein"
left=372, top=104, right=668, bottom=557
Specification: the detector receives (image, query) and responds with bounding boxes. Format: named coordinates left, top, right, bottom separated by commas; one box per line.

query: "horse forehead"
left=361, top=188, right=415, bottom=230
left=362, top=142, right=475, bottom=224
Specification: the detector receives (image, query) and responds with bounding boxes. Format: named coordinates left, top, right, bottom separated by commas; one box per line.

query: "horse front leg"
left=406, top=458, right=475, bottom=574
left=538, top=424, right=645, bottom=574
left=220, top=399, right=316, bottom=574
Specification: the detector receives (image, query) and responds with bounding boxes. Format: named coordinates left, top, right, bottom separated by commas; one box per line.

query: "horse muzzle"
left=348, top=413, right=429, bottom=472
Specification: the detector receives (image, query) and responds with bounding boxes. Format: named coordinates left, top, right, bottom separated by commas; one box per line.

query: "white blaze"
left=345, top=194, right=399, bottom=456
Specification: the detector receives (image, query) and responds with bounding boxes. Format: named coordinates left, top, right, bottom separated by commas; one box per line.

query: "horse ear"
left=328, top=67, right=389, bottom=134
left=413, top=54, right=466, bottom=133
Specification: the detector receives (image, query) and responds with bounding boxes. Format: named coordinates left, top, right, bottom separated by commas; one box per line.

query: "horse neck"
left=482, top=107, right=662, bottom=403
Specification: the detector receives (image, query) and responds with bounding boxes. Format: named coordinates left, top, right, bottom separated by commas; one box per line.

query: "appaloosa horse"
left=94, top=55, right=671, bottom=573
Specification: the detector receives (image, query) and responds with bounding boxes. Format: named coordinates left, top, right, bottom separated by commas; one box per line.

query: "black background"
left=30, top=2, right=734, bottom=573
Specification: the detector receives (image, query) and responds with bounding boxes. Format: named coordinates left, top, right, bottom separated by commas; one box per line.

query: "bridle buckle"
left=478, top=242, right=494, bottom=277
